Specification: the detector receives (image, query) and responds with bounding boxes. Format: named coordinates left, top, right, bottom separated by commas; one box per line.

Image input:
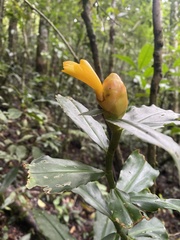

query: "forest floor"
left=0, top=129, right=180, bottom=240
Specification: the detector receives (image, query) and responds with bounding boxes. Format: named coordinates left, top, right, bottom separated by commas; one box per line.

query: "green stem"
left=114, top=222, right=128, bottom=240
left=105, top=123, right=122, bottom=189
left=105, top=123, right=129, bottom=239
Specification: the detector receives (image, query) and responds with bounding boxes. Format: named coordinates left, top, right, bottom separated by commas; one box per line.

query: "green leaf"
left=162, top=63, right=169, bottom=75
left=8, top=108, right=22, bottom=119
left=173, top=58, right=180, bottom=68
left=143, top=66, right=153, bottom=78
left=117, top=151, right=159, bottom=193
left=114, top=54, right=136, bottom=68
left=26, top=155, right=104, bottom=193
left=18, top=134, right=35, bottom=143
left=138, top=44, right=153, bottom=70
left=108, top=188, right=143, bottom=229
left=0, top=167, right=19, bottom=193
left=102, top=233, right=120, bottom=240
left=130, top=191, right=180, bottom=212
left=16, top=145, right=27, bottom=160
left=128, top=217, right=168, bottom=240
left=1, top=191, right=16, bottom=209
left=124, top=105, right=180, bottom=129
left=108, top=118, right=180, bottom=178
left=73, top=182, right=111, bottom=217
left=56, top=94, right=109, bottom=151
left=0, top=110, right=8, bottom=122
left=93, top=211, right=115, bottom=240
left=32, top=146, right=43, bottom=159
left=33, top=209, right=75, bottom=240
left=80, top=108, right=103, bottom=116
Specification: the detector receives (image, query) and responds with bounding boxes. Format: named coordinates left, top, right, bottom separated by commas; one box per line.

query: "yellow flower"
left=62, top=59, right=128, bottom=119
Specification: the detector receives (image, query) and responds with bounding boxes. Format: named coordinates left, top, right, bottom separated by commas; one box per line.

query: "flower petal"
left=62, top=59, right=103, bottom=101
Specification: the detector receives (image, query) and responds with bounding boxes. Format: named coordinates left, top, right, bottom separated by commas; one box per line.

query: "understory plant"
left=26, top=59, right=180, bottom=239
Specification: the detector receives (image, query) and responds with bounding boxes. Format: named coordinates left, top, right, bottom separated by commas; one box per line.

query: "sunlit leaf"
left=117, top=151, right=159, bottom=193
left=56, top=94, right=109, bottom=151
left=73, top=182, right=111, bottom=217
left=143, top=66, right=153, bottom=78
left=114, top=54, right=136, bottom=68
left=26, top=155, right=104, bottom=193
left=128, top=217, right=168, bottom=239
left=33, top=209, right=75, bottom=240
left=138, top=44, right=153, bottom=70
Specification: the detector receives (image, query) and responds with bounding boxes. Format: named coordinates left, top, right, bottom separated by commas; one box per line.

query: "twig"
left=24, top=0, right=79, bottom=62
left=81, top=0, right=103, bottom=80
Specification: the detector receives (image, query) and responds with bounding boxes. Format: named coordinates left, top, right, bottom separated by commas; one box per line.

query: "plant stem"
left=114, top=222, right=129, bottom=240
left=105, top=123, right=129, bottom=239
left=105, top=123, right=122, bottom=189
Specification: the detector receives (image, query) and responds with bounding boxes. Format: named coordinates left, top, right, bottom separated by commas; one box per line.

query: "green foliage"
left=117, top=150, right=159, bottom=193
left=33, top=209, right=75, bottom=240
left=26, top=95, right=180, bottom=239
left=0, top=168, right=18, bottom=193
left=26, top=155, right=104, bottom=193
left=56, top=94, right=109, bottom=151
left=1, top=0, right=180, bottom=239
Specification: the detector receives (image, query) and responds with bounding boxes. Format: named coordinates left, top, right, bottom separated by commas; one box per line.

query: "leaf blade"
left=138, top=44, right=153, bottom=70
left=130, top=191, right=180, bottom=212
left=108, top=119, right=180, bottom=177
left=124, top=105, right=180, bottom=129
left=93, top=211, right=115, bottom=240
left=117, top=151, right=159, bottom=193
left=108, top=188, right=143, bottom=229
left=56, top=94, right=109, bottom=151
left=33, top=209, right=75, bottom=240
left=73, top=182, right=111, bottom=217
left=26, top=156, right=104, bottom=193
left=128, top=217, right=168, bottom=240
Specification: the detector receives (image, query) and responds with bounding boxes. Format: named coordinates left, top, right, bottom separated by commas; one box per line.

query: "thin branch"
left=81, top=0, right=103, bottom=80
left=24, top=0, right=79, bottom=62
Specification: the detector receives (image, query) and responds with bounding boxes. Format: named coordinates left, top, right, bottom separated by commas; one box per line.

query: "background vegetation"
left=0, top=0, right=179, bottom=239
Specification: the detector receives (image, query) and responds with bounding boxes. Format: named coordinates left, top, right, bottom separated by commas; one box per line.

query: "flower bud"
left=98, top=73, right=128, bottom=119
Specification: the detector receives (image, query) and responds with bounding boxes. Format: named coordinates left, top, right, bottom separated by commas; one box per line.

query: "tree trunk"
left=148, top=0, right=163, bottom=170
left=36, top=16, right=49, bottom=74
left=81, top=0, right=103, bottom=80
left=8, top=16, right=18, bottom=63
left=0, top=0, right=5, bottom=56
left=149, top=0, right=163, bottom=106
left=169, top=0, right=179, bottom=113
